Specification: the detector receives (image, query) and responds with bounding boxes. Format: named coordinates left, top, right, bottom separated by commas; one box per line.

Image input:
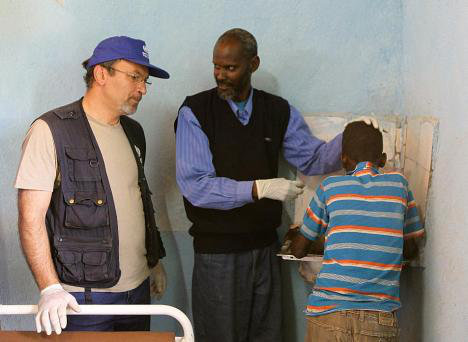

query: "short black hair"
left=342, top=121, right=383, bottom=163
left=216, top=28, right=257, bottom=59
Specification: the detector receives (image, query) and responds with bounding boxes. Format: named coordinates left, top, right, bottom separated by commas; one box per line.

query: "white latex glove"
left=150, top=261, right=167, bottom=300
left=36, top=283, right=80, bottom=335
left=255, top=178, right=305, bottom=201
left=347, top=115, right=380, bottom=130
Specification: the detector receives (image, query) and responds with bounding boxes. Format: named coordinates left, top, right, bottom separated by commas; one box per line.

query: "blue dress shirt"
left=176, top=89, right=342, bottom=210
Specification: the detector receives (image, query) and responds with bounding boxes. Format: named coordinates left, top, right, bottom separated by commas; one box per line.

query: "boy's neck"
left=345, top=161, right=379, bottom=173
left=342, top=153, right=386, bottom=172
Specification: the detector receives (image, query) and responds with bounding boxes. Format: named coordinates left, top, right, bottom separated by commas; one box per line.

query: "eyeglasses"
left=109, top=67, right=152, bottom=86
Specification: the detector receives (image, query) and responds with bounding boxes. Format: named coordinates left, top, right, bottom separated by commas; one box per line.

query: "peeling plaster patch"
left=55, top=0, right=64, bottom=6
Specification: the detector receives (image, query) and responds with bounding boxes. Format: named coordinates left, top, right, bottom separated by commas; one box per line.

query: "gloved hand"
left=36, top=283, right=80, bottom=335
left=255, top=178, right=305, bottom=201
left=150, top=261, right=167, bottom=300
left=347, top=115, right=380, bottom=130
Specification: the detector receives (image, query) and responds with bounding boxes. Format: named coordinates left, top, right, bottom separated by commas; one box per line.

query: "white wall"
left=401, top=1, right=468, bottom=341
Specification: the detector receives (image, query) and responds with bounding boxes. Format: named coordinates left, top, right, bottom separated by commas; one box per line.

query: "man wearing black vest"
left=15, top=36, right=167, bottom=335
left=175, top=29, right=378, bottom=342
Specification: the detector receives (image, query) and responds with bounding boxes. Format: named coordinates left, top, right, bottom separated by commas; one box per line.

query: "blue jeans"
left=192, top=241, right=282, bottom=342
left=65, top=278, right=150, bottom=331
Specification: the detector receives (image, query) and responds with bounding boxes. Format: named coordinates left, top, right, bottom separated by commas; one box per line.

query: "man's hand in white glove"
left=150, top=261, right=167, bottom=300
left=255, top=178, right=305, bottom=201
left=36, top=283, right=80, bottom=335
left=347, top=116, right=380, bottom=130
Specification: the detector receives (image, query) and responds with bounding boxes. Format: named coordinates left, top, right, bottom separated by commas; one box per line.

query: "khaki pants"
left=305, top=310, right=399, bottom=342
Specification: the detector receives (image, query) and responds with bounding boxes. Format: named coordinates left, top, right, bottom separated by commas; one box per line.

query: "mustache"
left=216, top=80, right=234, bottom=87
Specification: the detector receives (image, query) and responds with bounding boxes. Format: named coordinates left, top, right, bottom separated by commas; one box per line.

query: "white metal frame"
left=0, top=304, right=194, bottom=342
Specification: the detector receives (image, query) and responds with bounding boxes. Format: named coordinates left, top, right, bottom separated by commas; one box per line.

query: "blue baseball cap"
left=84, top=36, right=170, bottom=79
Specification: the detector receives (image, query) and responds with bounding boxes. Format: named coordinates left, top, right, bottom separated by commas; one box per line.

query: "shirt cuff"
left=237, top=180, right=255, bottom=204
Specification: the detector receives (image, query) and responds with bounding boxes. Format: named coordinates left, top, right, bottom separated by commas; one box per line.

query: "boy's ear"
left=377, top=153, right=387, bottom=168
left=342, top=154, right=356, bottom=171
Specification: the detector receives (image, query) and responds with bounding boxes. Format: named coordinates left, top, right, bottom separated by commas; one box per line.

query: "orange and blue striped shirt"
left=300, top=162, right=424, bottom=316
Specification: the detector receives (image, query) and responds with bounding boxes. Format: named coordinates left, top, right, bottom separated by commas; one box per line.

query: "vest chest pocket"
left=64, top=191, right=109, bottom=229
left=65, top=147, right=101, bottom=181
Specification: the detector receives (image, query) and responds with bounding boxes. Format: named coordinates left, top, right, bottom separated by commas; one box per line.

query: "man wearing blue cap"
left=15, top=36, right=169, bottom=334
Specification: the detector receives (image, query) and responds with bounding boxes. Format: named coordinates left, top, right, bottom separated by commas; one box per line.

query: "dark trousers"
left=192, top=241, right=282, bottom=342
left=65, top=278, right=150, bottom=331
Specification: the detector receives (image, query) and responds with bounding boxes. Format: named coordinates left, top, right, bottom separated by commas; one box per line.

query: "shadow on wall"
left=261, top=61, right=302, bottom=339
left=0, top=212, right=10, bottom=330
left=147, top=103, right=180, bottom=232
left=278, top=157, right=305, bottom=342
left=398, top=266, right=424, bottom=341
left=151, top=231, right=191, bottom=336
left=147, top=105, right=192, bottom=335
left=279, top=202, right=301, bottom=342
left=253, top=70, right=280, bottom=96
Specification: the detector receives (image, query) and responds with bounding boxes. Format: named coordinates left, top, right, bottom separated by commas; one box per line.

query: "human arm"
left=18, top=189, right=58, bottom=290
left=291, top=233, right=312, bottom=259
left=291, top=183, right=329, bottom=258
left=16, top=120, right=79, bottom=335
left=175, top=106, right=303, bottom=209
left=175, top=106, right=254, bottom=209
left=16, top=120, right=60, bottom=289
left=403, top=238, right=420, bottom=260
left=282, top=106, right=342, bottom=176
left=403, top=189, right=425, bottom=260
left=18, top=190, right=80, bottom=335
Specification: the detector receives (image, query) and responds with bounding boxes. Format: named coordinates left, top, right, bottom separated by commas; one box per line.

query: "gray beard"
left=121, top=103, right=137, bottom=115
left=216, top=87, right=236, bottom=101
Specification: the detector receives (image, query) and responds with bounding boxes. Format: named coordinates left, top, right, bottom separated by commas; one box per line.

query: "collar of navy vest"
left=347, top=161, right=380, bottom=176
left=53, top=97, right=85, bottom=120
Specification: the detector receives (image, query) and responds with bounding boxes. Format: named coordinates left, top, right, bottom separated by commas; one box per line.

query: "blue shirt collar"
left=227, top=88, right=253, bottom=117
left=347, top=161, right=380, bottom=176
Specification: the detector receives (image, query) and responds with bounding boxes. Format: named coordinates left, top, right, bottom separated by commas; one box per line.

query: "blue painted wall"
left=0, top=0, right=413, bottom=340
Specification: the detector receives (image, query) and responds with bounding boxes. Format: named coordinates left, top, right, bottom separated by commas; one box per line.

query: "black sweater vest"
left=180, top=88, right=290, bottom=253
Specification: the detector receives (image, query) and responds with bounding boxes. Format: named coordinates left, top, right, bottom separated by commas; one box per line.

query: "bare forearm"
left=291, top=233, right=312, bottom=259
left=18, top=190, right=59, bottom=290
left=403, top=237, right=419, bottom=260
left=252, top=181, right=258, bottom=200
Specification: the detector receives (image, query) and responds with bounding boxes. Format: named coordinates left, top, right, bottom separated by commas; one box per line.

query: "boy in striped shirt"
left=290, top=121, right=425, bottom=341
